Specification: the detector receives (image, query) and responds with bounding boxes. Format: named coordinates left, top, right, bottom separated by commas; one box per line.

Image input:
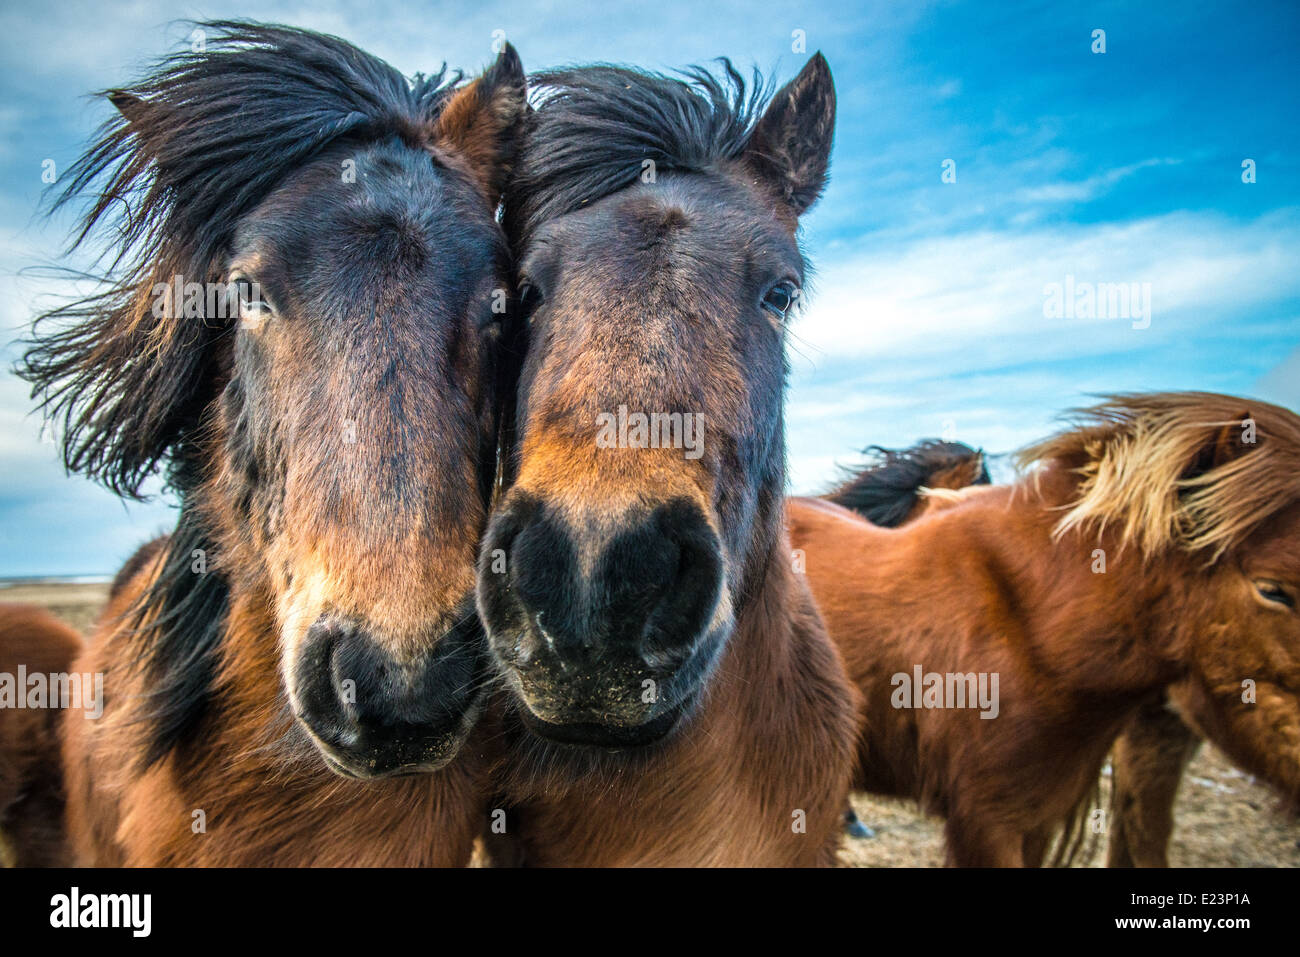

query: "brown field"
left=5, top=582, right=1297, bottom=867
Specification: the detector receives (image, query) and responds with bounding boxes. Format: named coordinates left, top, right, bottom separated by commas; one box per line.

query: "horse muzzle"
left=478, top=490, right=729, bottom=748
left=291, top=609, right=488, bottom=778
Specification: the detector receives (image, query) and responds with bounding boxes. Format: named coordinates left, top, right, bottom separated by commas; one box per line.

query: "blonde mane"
left=1015, top=392, right=1300, bottom=559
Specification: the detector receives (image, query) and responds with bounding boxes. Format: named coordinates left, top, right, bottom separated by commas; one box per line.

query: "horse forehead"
left=1243, top=501, right=1300, bottom=564
left=241, top=163, right=498, bottom=290
left=253, top=141, right=480, bottom=237
left=547, top=177, right=780, bottom=267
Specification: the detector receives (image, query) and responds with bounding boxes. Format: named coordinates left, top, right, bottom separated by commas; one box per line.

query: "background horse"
left=0, top=604, right=83, bottom=866
left=16, top=22, right=525, bottom=865
left=1106, top=688, right=1202, bottom=866
left=476, top=55, right=858, bottom=865
left=819, top=439, right=989, bottom=841
left=824, top=438, right=1221, bottom=866
left=825, top=439, right=991, bottom=526
left=788, top=392, right=1300, bottom=865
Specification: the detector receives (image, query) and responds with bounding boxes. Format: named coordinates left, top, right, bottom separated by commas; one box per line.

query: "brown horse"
left=788, top=392, right=1300, bottom=866
left=0, top=604, right=84, bottom=866
left=825, top=439, right=991, bottom=526
left=822, top=438, right=1247, bottom=867
left=16, top=23, right=525, bottom=865
left=820, top=439, right=990, bottom=840
left=476, top=56, right=858, bottom=865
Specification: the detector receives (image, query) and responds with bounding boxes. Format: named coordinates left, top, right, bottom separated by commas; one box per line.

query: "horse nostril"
left=294, top=617, right=350, bottom=739
left=482, top=497, right=723, bottom=673
left=635, top=502, right=723, bottom=664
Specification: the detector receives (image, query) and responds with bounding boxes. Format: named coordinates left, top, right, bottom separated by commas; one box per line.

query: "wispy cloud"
left=786, top=208, right=1300, bottom=491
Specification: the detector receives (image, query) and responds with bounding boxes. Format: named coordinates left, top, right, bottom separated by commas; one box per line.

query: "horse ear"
left=743, top=52, right=836, bottom=217
left=107, top=89, right=146, bottom=120
left=431, top=43, right=527, bottom=204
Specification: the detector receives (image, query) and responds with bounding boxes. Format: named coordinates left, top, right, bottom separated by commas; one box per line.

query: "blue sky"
left=0, top=0, right=1297, bottom=576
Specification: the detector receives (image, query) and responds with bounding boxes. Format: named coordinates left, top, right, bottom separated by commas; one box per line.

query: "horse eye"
left=229, top=274, right=274, bottom=329
left=761, top=282, right=800, bottom=320
left=1254, top=580, right=1295, bottom=609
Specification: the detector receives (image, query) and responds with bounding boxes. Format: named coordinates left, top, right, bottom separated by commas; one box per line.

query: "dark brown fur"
left=15, top=24, right=527, bottom=865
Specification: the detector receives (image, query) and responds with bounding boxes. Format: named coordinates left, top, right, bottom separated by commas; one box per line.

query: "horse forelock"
left=64, top=21, right=459, bottom=269
left=1016, top=391, right=1300, bottom=560
left=503, top=61, right=772, bottom=245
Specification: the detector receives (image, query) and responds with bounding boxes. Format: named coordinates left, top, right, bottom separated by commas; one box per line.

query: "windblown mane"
left=20, top=20, right=459, bottom=497
left=1017, top=392, right=1300, bottom=559
left=503, top=61, right=770, bottom=244
left=15, top=21, right=462, bottom=766
left=825, top=440, right=990, bottom=527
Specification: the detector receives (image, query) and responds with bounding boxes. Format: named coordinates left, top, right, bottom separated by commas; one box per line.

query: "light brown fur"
left=789, top=392, right=1300, bottom=866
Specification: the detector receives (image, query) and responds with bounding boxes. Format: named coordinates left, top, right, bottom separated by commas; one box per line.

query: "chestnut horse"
left=477, top=56, right=858, bottom=865
left=16, top=23, right=525, bottom=865
left=788, top=392, right=1300, bottom=866
left=820, top=439, right=989, bottom=840
left=0, top=604, right=84, bottom=866
left=824, top=438, right=1211, bottom=865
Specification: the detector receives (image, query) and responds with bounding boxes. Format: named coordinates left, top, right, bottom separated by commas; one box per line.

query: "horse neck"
left=1032, top=485, right=1193, bottom=692
left=722, top=485, right=828, bottom=702
left=902, top=484, right=1182, bottom=699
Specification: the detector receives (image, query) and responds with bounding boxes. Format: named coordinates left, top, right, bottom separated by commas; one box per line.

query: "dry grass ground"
left=837, top=745, right=1300, bottom=867
left=6, top=582, right=1298, bottom=867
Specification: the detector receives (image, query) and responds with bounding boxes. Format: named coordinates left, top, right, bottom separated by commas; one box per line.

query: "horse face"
left=218, top=60, right=524, bottom=778
left=1184, top=501, right=1300, bottom=804
left=478, top=56, right=835, bottom=748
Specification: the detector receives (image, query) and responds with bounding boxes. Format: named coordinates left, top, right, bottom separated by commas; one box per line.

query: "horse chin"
left=303, top=689, right=485, bottom=780
left=517, top=697, right=692, bottom=750
left=507, top=623, right=727, bottom=752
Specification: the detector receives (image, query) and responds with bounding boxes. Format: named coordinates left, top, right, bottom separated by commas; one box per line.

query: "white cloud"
left=785, top=209, right=1300, bottom=492
left=1011, top=157, right=1178, bottom=205
left=793, top=208, right=1300, bottom=363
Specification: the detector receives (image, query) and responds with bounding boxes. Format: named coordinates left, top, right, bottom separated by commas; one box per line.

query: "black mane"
left=19, top=20, right=459, bottom=498
left=504, top=61, right=770, bottom=243
left=825, top=440, right=991, bottom=527
left=16, top=21, right=462, bottom=767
